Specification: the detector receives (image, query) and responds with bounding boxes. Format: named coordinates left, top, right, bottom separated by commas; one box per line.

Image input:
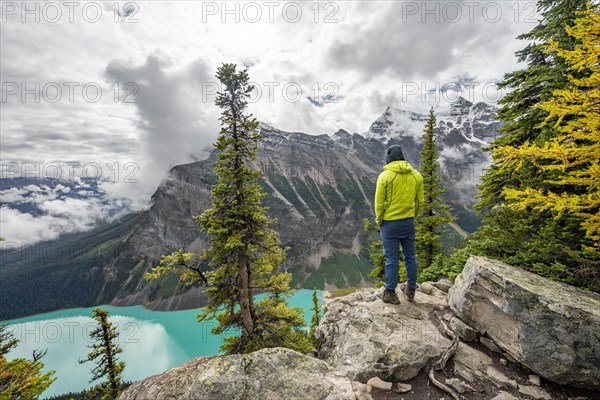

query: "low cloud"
left=0, top=198, right=130, bottom=244
left=103, top=54, right=221, bottom=203
left=1, top=0, right=537, bottom=244
left=0, top=182, right=132, bottom=244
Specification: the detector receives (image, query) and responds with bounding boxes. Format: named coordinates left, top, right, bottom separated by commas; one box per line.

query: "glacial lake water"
left=4, top=289, right=323, bottom=399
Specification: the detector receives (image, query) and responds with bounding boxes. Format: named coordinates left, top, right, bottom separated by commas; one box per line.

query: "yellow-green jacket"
left=374, top=160, right=424, bottom=225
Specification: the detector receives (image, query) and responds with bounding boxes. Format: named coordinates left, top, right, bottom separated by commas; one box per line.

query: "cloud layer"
left=1, top=0, right=538, bottom=243
left=0, top=178, right=132, bottom=243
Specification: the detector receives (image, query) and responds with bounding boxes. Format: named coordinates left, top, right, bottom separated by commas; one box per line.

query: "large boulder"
left=449, top=256, right=600, bottom=389
left=316, top=287, right=451, bottom=382
left=116, top=357, right=212, bottom=399
left=117, top=347, right=369, bottom=400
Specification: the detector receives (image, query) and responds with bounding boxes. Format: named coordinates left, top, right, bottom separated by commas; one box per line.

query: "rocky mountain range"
left=0, top=98, right=502, bottom=320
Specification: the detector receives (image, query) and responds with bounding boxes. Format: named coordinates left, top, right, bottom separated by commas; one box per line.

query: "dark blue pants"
left=380, top=218, right=418, bottom=291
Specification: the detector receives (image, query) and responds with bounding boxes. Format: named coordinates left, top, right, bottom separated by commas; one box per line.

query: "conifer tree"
left=308, top=289, right=322, bottom=349
left=500, top=4, right=600, bottom=247
left=0, top=324, right=55, bottom=400
left=450, top=0, right=598, bottom=290
left=79, top=308, right=125, bottom=400
left=416, top=108, right=454, bottom=271
left=147, top=63, right=311, bottom=354
left=478, top=0, right=589, bottom=208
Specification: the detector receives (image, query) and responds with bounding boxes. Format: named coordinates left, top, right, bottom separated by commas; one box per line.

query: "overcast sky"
left=1, top=0, right=539, bottom=242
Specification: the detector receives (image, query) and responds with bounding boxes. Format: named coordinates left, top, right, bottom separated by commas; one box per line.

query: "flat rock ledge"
left=315, top=286, right=451, bottom=382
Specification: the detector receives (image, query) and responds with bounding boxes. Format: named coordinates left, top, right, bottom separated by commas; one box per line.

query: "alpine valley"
left=0, top=97, right=502, bottom=320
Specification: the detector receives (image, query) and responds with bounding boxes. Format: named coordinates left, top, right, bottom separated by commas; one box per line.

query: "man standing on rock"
left=375, top=145, right=424, bottom=304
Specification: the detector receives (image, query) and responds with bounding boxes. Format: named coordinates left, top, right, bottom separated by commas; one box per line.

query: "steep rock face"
left=118, top=108, right=496, bottom=302
left=449, top=256, right=600, bottom=389
left=116, top=347, right=369, bottom=400
left=316, top=287, right=451, bottom=382
left=111, top=124, right=385, bottom=308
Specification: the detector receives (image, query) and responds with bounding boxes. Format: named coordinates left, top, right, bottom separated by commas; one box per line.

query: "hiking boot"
left=400, top=283, right=415, bottom=302
left=382, top=289, right=400, bottom=305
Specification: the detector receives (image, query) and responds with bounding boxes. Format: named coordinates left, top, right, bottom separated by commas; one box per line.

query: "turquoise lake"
left=4, top=289, right=323, bottom=399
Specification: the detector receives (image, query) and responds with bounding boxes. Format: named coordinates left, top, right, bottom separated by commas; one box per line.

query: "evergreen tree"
left=500, top=3, right=600, bottom=246
left=147, top=63, right=310, bottom=354
left=478, top=0, right=589, bottom=208
left=416, top=108, right=454, bottom=271
left=0, top=324, right=55, bottom=400
left=308, top=289, right=322, bottom=349
left=453, top=0, right=599, bottom=290
left=79, top=308, right=125, bottom=400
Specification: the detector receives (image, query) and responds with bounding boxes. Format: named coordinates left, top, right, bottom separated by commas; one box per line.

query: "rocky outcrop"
left=117, top=271, right=600, bottom=400
left=117, top=347, right=370, bottom=400
left=449, top=255, right=600, bottom=390
left=316, top=286, right=451, bottom=382
left=117, top=356, right=213, bottom=399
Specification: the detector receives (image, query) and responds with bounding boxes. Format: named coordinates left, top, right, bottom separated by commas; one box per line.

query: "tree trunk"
left=101, top=316, right=119, bottom=398
left=239, top=258, right=254, bottom=338
left=425, top=246, right=432, bottom=269
left=229, top=96, right=254, bottom=339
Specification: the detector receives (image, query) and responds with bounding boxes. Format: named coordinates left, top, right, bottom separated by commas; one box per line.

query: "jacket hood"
left=383, top=160, right=414, bottom=174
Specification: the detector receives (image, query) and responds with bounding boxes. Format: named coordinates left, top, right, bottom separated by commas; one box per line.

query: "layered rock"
left=315, top=286, right=451, bottom=382
left=449, top=255, right=600, bottom=389
left=117, top=347, right=370, bottom=400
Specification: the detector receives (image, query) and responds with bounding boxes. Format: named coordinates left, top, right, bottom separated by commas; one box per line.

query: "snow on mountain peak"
left=366, top=106, right=429, bottom=143
left=365, top=97, right=500, bottom=145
